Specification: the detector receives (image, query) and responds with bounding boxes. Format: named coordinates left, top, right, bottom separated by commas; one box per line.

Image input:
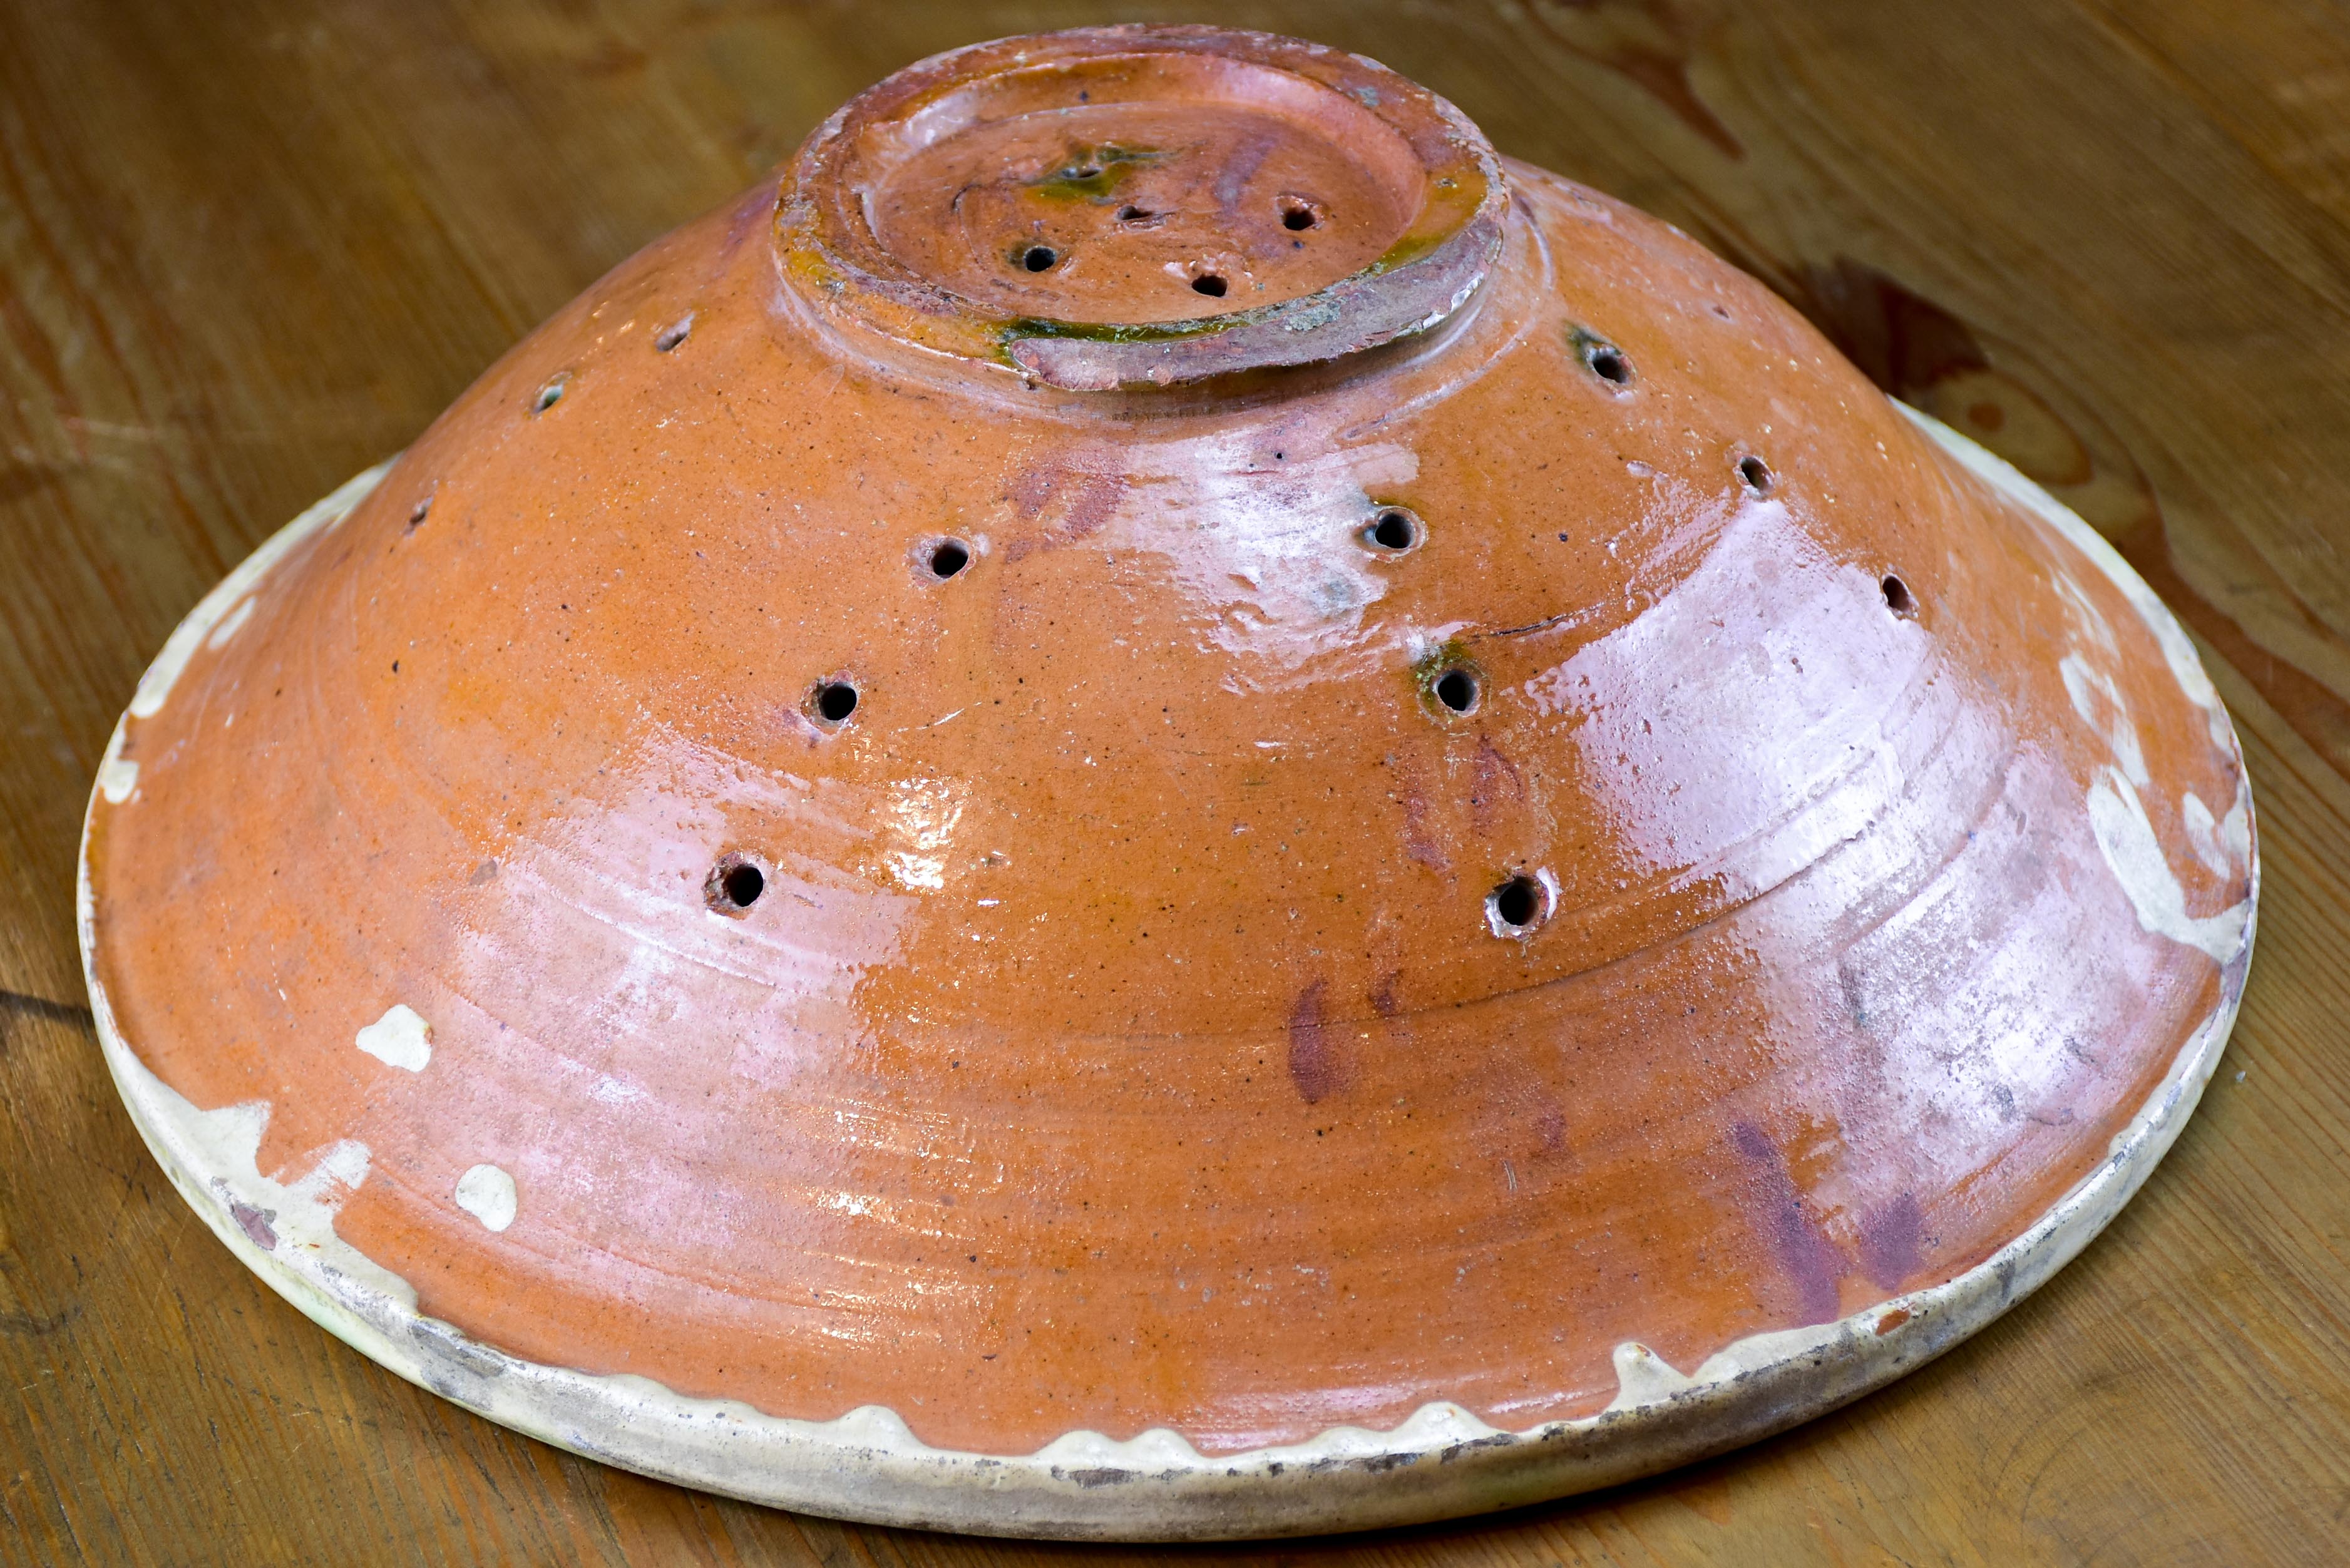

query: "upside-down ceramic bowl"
left=81, top=24, right=2255, bottom=1540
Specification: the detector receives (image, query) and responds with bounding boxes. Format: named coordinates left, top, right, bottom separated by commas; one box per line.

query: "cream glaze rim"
left=78, top=407, right=2257, bottom=1540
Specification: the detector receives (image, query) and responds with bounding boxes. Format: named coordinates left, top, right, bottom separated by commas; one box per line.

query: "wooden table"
left=3, top=2, right=2345, bottom=1561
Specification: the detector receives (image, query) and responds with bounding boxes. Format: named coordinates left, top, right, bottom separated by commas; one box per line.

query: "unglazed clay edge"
left=78, top=410, right=2255, bottom=1540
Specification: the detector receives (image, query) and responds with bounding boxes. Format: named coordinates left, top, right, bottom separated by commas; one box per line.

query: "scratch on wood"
left=0, top=989, right=95, bottom=1028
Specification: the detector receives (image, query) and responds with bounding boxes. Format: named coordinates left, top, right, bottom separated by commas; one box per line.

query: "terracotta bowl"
left=80, top=24, right=2256, bottom=1539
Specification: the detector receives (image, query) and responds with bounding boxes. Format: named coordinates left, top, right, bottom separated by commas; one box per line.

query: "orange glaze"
left=85, top=25, right=2250, bottom=1458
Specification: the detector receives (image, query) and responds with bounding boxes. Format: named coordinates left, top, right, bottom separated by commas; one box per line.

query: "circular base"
left=778, top=26, right=1506, bottom=389
left=80, top=412, right=2254, bottom=1539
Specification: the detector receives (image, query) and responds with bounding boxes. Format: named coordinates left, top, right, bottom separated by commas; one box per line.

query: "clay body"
left=81, top=26, right=2254, bottom=1537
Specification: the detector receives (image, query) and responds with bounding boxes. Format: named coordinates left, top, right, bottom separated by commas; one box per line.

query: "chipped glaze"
left=81, top=26, right=2254, bottom=1539
left=355, top=1003, right=433, bottom=1072
left=454, top=1164, right=520, bottom=1232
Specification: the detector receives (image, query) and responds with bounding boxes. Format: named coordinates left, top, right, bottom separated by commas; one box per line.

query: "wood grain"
left=1, top=1, right=2344, bottom=1562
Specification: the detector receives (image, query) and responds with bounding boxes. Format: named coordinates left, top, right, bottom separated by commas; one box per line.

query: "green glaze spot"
left=1411, top=638, right=1479, bottom=714
left=1367, top=230, right=1442, bottom=277
left=1029, top=145, right=1161, bottom=203
left=1569, top=324, right=1616, bottom=362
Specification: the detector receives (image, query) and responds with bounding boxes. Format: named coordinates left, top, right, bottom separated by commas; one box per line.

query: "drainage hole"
left=928, top=539, right=970, bottom=579
left=706, top=854, right=766, bottom=914
left=1280, top=198, right=1319, bottom=231
left=655, top=314, right=694, bottom=352
left=1738, top=454, right=1773, bottom=493
left=1367, top=507, right=1420, bottom=552
left=1434, top=667, right=1479, bottom=714
left=1491, top=876, right=1544, bottom=932
left=407, top=498, right=431, bottom=530
left=1587, top=346, right=1631, bottom=386
left=813, top=680, right=859, bottom=725
left=1021, top=244, right=1059, bottom=273
left=531, top=377, right=567, bottom=414
left=1192, top=274, right=1228, bottom=298
left=1882, top=574, right=1917, bottom=618
left=1117, top=205, right=1154, bottom=223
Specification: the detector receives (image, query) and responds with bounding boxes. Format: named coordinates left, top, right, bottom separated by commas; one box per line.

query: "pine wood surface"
left=2, top=2, right=2346, bottom=1562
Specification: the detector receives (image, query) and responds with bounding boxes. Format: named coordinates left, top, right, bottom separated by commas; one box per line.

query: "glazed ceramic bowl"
left=81, top=25, right=2255, bottom=1539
